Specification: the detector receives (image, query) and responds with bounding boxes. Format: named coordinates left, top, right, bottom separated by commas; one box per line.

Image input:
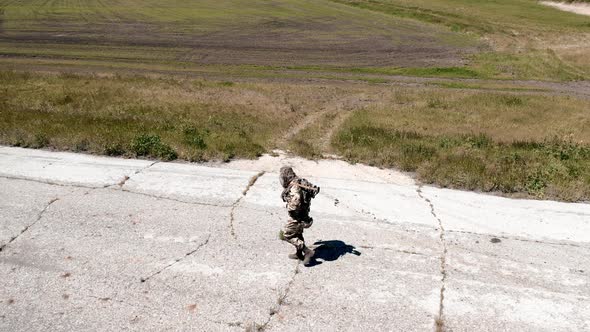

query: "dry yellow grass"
left=2, top=70, right=590, bottom=200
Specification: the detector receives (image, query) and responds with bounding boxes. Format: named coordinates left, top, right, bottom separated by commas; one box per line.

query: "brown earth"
left=0, top=8, right=477, bottom=67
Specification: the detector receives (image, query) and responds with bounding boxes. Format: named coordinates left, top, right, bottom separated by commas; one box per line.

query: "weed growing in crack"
left=435, top=316, right=444, bottom=332
left=244, top=171, right=265, bottom=195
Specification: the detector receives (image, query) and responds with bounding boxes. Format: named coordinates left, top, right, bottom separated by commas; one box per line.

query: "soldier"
left=279, top=166, right=320, bottom=266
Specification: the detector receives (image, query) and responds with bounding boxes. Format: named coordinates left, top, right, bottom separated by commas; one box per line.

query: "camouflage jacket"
left=281, top=178, right=320, bottom=217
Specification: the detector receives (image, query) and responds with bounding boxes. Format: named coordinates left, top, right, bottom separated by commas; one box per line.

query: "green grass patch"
left=470, top=50, right=587, bottom=81
left=334, top=125, right=590, bottom=201
left=332, top=0, right=590, bottom=81
left=0, top=71, right=293, bottom=161
left=332, top=0, right=590, bottom=35
left=331, top=90, right=590, bottom=201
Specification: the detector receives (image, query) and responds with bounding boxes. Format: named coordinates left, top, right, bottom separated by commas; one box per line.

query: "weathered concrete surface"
left=0, top=147, right=152, bottom=188
left=0, top=147, right=589, bottom=331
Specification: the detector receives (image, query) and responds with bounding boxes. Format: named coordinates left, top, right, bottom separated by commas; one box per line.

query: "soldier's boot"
left=302, top=247, right=315, bottom=266
left=288, top=249, right=304, bottom=260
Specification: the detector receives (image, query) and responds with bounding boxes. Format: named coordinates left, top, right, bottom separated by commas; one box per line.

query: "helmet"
left=279, top=166, right=297, bottom=188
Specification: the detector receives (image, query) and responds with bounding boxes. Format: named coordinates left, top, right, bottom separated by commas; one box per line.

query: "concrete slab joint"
left=230, top=171, right=266, bottom=240
left=116, top=161, right=159, bottom=188
left=139, top=233, right=212, bottom=283
left=255, top=263, right=301, bottom=331
left=0, top=197, right=59, bottom=253
left=417, top=185, right=448, bottom=332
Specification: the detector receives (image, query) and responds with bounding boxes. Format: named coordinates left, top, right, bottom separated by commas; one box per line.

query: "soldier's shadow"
left=307, top=240, right=361, bottom=267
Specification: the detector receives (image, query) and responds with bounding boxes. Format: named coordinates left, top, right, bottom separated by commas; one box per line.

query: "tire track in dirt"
left=280, top=92, right=381, bottom=156
left=317, top=93, right=381, bottom=153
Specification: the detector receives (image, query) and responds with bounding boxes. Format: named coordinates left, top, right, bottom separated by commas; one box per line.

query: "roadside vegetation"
left=0, top=71, right=301, bottom=161
left=331, top=90, right=590, bottom=201
left=2, top=71, right=589, bottom=201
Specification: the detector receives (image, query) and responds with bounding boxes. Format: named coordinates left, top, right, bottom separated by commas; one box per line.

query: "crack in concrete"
left=0, top=197, right=59, bottom=253
left=323, top=192, right=387, bottom=223
left=358, top=245, right=427, bottom=256
left=1, top=174, right=123, bottom=190
left=230, top=171, right=265, bottom=240
left=256, top=262, right=301, bottom=331
left=1, top=159, right=158, bottom=190
left=139, top=234, right=211, bottom=283
left=1, top=175, right=232, bottom=208
left=417, top=185, right=447, bottom=332
left=118, top=188, right=232, bottom=207
left=0, top=174, right=101, bottom=188
left=116, top=161, right=159, bottom=188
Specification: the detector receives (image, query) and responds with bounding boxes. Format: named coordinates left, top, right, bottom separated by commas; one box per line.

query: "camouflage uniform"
left=279, top=167, right=320, bottom=258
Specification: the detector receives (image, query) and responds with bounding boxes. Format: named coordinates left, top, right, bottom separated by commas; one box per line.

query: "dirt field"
left=0, top=0, right=477, bottom=68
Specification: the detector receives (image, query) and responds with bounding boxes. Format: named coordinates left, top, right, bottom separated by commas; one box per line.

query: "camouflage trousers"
left=282, top=213, right=313, bottom=251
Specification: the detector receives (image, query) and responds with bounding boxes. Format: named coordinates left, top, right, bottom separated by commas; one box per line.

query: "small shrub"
left=501, top=96, right=523, bottom=106
left=32, top=133, right=49, bottom=148
left=132, top=134, right=160, bottom=156
left=152, top=142, right=178, bottom=161
left=182, top=126, right=207, bottom=149
left=56, top=94, right=74, bottom=105
left=131, top=134, right=177, bottom=160
left=465, top=134, right=491, bottom=149
left=104, top=143, right=125, bottom=156
left=74, top=139, right=90, bottom=152
left=427, top=98, right=447, bottom=109
left=525, top=169, right=548, bottom=197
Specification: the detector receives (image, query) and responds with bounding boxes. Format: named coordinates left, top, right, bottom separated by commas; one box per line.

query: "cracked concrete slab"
left=421, top=186, right=590, bottom=243
left=265, top=215, right=442, bottom=331
left=123, top=162, right=261, bottom=206
left=1, top=147, right=589, bottom=331
left=443, top=231, right=590, bottom=332
left=0, top=147, right=152, bottom=187
left=0, top=188, right=223, bottom=331
left=243, top=173, right=437, bottom=228
left=0, top=178, right=72, bottom=249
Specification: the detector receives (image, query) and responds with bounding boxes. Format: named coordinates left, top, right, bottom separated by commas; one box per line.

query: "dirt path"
left=5, top=61, right=590, bottom=100
left=316, top=93, right=380, bottom=152
left=276, top=91, right=381, bottom=155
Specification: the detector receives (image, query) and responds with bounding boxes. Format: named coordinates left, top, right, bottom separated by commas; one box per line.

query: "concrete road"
left=0, top=147, right=589, bottom=331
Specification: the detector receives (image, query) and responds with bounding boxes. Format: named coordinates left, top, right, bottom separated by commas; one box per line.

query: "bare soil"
left=0, top=8, right=477, bottom=68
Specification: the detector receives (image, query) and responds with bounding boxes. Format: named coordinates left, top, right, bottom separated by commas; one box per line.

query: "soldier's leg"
left=298, top=215, right=315, bottom=266
left=282, top=219, right=305, bottom=259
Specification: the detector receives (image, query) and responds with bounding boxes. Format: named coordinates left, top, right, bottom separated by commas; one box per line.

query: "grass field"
left=0, top=0, right=476, bottom=70
left=330, top=90, right=590, bottom=201
left=1, top=0, right=590, bottom=201
left=1, top=0, right=589, bottom=80
left=332, top=0, right=590, bottom=80
left=2, top=71, right=590, bottom=201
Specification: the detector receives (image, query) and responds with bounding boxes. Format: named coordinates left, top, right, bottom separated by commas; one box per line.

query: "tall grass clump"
left=0, top=71, right=293, bottom=162
left=333, top=102, right=590, bottom=201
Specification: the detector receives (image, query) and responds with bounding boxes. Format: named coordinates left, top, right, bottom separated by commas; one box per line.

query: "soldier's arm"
left=281, top=186, right=290, bottom=202
left=286, top=185, right=302, bottom=211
